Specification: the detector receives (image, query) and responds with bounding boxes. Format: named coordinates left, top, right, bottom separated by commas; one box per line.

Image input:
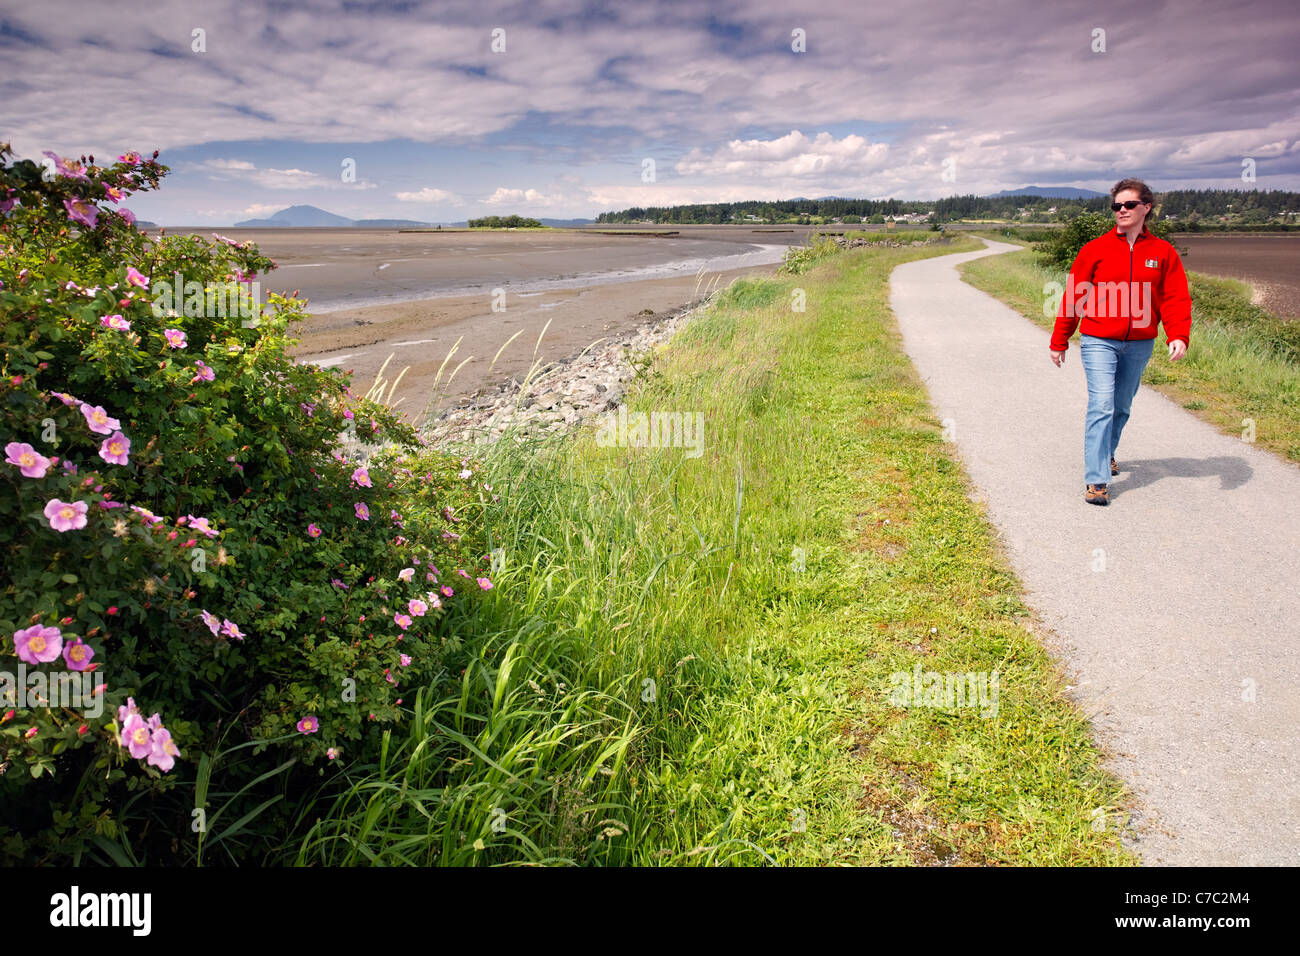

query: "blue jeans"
left=1079, top=334, right=1154, bottom=486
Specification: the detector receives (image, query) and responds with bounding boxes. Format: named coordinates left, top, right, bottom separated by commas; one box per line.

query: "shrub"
left=779, top=232, right=842, bottom=275
left=0, top=143, right=492, bottom=863
left=1035, top=210, right=1175, bottom=270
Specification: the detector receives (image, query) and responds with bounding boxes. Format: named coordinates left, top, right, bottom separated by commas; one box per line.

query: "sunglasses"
left=1110, top=200, right=1147, bottom=211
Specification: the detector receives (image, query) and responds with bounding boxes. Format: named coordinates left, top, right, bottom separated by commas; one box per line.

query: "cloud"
left=194, top=202, right=282, bottom=219
left=675, top=130, right=890, bottom=179
left=203, top=158, right=255, bottom=171
left=395, top=187, right=457, bottom=202
left=481, top=187, right=564, bottom=206
left=3, top=0, right=1295, bottom=220
left=192, top=158, right=356, bottom=190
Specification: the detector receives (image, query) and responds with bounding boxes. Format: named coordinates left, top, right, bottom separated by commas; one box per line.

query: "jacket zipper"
left=1123, top=231, right=1138, bottom=341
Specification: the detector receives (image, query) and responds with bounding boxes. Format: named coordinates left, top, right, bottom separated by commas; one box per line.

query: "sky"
left=2, top=0, right=1298, bottom=225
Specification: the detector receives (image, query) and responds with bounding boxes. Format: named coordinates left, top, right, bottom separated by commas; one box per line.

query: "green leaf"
left=61, top=573, right=78, bottom=584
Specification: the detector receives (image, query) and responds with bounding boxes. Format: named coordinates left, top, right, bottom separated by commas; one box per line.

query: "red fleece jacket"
left=1050, top=225, right=1191, bottom=351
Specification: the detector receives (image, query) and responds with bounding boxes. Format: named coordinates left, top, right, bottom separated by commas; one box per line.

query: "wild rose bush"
left=0, top=144, right=493, bottom=863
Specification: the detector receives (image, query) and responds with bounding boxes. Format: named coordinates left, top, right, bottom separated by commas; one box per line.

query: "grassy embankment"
left=292, top=234, right=1135, bottom=866
left=961, top=235, right=1300, bottom=464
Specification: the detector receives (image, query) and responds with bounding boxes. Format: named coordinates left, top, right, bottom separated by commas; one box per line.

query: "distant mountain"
left=234, top=205, right=354, bottom=227
left=985, top=186, right=1107, bottom=199
left=230, top=206, right=590, bottom=228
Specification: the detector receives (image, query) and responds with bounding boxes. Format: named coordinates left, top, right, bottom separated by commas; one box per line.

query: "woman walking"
left=1050, top=178, right=1191, bottom=505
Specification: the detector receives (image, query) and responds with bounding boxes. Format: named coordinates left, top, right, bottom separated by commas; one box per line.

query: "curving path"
left=888, top=237, right=1300, bottom=866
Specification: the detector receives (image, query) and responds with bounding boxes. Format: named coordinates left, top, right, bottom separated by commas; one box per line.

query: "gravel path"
left=889, top=238, right=1300, bottom=866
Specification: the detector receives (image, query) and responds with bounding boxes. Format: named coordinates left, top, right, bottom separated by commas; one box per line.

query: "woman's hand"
left=1168, top=340, right=1187, bottom=361
left=1050, top=348, right=1066, bottom=367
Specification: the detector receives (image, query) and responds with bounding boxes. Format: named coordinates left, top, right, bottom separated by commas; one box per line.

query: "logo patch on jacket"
left=1144, top=258, right=1160, bottom=268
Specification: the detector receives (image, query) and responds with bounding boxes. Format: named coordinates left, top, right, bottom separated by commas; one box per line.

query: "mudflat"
left=1174, top=234, right=1300, bottom=319
left=288, top=263, right=780, bottom=426
left=144, top=223, right=941, bottom=425
left=148, top=225, right=818, bottom=424
left=175, top=225, right=795, bottom=313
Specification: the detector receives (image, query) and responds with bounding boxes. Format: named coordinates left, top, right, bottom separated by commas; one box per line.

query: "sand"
left=144, top=223, right=952, bottom=426
left=286, top=262, right=780, bottom=425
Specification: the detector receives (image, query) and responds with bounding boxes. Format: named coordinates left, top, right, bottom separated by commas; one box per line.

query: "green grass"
left=960, top=235, right=1300, bottom=464
left=289, top=236, right=1136, bottom=866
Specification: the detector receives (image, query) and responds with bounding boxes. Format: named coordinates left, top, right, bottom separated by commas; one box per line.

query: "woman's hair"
left=1110, top=177, right=1154, bottom=207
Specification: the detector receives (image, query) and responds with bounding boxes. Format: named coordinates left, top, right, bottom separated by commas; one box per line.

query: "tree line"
left=467, top=214, right=544, bottom=228
left=596, top=189, right=1300, bottom=225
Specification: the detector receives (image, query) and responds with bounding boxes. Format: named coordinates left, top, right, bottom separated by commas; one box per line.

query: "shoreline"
left=289, top=261, right=783, bottom=423
left=418, top=291, right=707, bottom=447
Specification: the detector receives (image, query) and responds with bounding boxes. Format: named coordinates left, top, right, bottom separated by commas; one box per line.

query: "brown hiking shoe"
left=1110, top=457, right=1119, bottom=476
left=1085, top=483, right=1110, bottom=506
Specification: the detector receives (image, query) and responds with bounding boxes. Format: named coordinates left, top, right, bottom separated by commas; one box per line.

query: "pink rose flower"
left=163, top=328, right=187, bottom=348
left=121, top=713, right=152, bottom=759
left=307, top=523, right=322, bottom=538
left=62, top=636, right=95, bottom=671
left=220, top=619, right=245, bottom=641
left=297, top=715, right=319, bottom=734
left=14, top=624, right=63, bottom=664
left=186, top=515, right=218, bottom=538
left=355, top=502, right=370, bottom=521
left=147, top=726, right=180, bottom=772
left=351, top=467, right=371, bottom=488
left=5, top=442, right=51, bottom=478
left=64, top=197, right=99, bottom=228
left=398, top=568, right=414, bottom=582
left=100, top=314, right=131, bottom=331
left=44, top=498, right=88, bottom=531
left=408, top=598, right=427, bottom=617
left=99, top=431, right=131, bottom=465
left=477, top=577, right=494, bottom=590
left=394, top=613, right=412, bottom=630
left=200, top=610, right=221, bottom=635
left=193, top=360, right=215, bottom=382
left=125, top=266, right=149, bottom=288
left=81, top=403, right=121, bottom=435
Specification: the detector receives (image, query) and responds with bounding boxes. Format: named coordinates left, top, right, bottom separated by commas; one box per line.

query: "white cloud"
left=675, top=130, right=890, bottom=179
left=202, top=158, right=256, bottom=171
left=186, top=157, right=374, bottom=192
left=395, top=187, right=456, bottom=202
left=3, top=0, right=1295, bottom=220
left=481, top=187, right=564, bottom=206
left=194, top=202, right=283, bottom=220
